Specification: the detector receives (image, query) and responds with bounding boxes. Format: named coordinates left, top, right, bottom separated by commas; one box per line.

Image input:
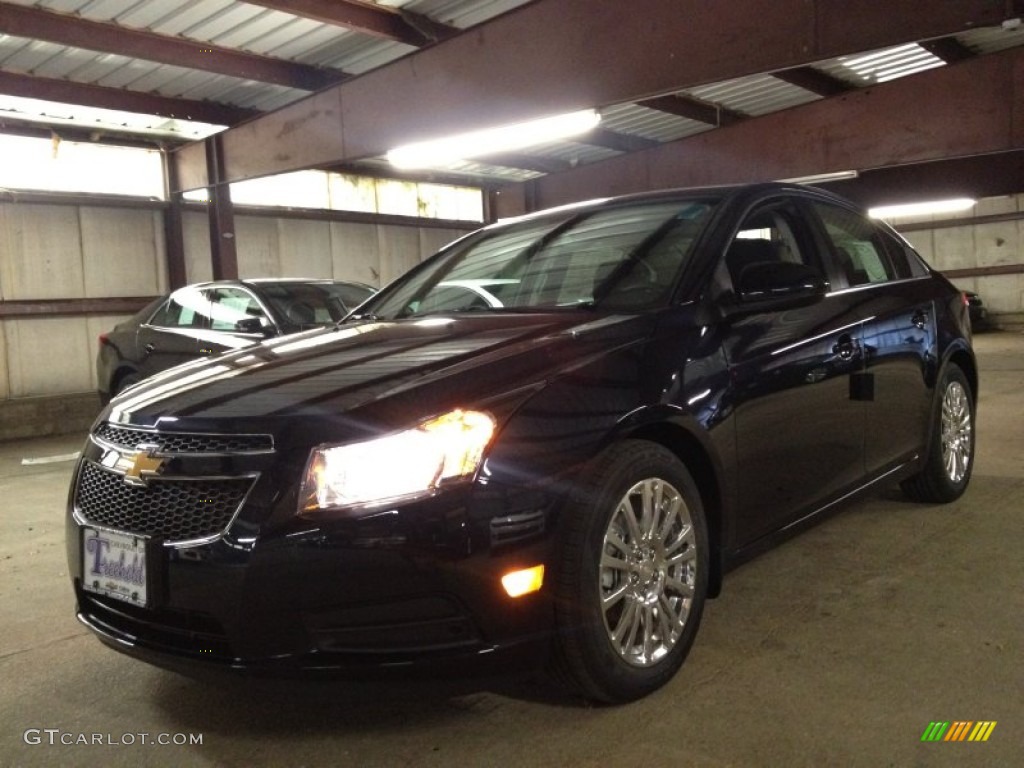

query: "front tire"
left=551, top=440, right=709, bottom=703
left=901, top=364, right=975, bottom=503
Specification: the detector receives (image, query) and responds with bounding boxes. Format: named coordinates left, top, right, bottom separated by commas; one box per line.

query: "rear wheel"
left=901, top=364, right=974, bottom=503
left=551, top=440, right=708, bottom=703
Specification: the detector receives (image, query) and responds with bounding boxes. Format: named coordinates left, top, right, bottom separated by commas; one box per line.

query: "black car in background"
left=97, top=278, right=375, bottom=402
left=964, top=290, right=990, bottom=331
left=69, top=184, right=976, bottom=703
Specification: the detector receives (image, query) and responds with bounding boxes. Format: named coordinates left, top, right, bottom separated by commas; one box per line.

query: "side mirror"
left=735, top=261, right=828, bottom=309
left=234, top=317, right=273, bottom=336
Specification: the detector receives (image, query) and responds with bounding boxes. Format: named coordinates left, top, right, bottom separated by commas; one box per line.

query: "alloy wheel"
left=599, top=478, right=698, bottom=667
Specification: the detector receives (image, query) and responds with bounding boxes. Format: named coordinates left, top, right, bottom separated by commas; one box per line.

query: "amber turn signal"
left=501, top=565, right=545, bottom=598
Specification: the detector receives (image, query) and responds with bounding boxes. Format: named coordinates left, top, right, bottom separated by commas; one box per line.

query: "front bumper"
left=66, top=435, right=559, bottom=678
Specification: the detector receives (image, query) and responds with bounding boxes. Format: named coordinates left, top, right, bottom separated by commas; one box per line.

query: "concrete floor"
left=2, top=333, right=1022, bottom=768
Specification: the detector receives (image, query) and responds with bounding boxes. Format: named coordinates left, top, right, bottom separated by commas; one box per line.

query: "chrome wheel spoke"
left=666, top=545, right=696, bottom=565
left=602, top=583, right=629, bottom=609
left=666, top=577, right=695, bottom=598
left=620, top=499, right=643, bottom=544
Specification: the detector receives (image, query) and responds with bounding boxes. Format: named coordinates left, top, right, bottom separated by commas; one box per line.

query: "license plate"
left=82, top=527, right=149, bottom=607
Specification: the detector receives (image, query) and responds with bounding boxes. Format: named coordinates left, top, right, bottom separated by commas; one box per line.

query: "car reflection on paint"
left=68, top=183, right=976, bottom=703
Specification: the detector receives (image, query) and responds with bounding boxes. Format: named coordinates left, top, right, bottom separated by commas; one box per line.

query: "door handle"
left=911, top=308, right=928, bottom=330
left=143, top=343, right=156, bottom=354
left=832, top=334, right=858, bottom=361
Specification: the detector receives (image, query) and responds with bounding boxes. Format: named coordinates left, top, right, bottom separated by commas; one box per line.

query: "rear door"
left=719, top=195, right=867, bottom=542
left=805, top=201, right=934, bottom=475
left=136, top=286, right=208, bottom=377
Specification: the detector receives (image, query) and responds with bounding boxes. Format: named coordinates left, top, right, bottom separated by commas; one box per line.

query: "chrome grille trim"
left=92, top=422, right=274, bottom=456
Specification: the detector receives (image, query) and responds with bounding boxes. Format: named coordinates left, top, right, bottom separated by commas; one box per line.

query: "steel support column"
left=162, top=151, right=188, bottom=290
left=205, top=137, right=238, bottom=281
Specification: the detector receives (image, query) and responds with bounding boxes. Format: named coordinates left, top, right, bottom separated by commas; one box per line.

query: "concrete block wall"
left=892, top=194, right=1024, bottom=319
left=0, top=201, right=471, bottom=429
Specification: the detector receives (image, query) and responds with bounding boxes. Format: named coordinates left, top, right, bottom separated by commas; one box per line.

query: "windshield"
left=366, top=199, right=717, bottom=319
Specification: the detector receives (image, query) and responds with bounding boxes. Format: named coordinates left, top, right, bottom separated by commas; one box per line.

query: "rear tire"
left=901, top=364, right=974, bottom=503
left=550, top=440, right=709, bottom=703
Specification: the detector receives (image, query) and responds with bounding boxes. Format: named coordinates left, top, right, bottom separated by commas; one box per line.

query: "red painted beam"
left=514, top=47, right=1024, bottom=213
left=172, top=0, right=1017, bottom=190
left=243, top=0, right=445, bottom=47
left=0, top=297, right=157, bottom=318
left=0, top=1, right=343, bottom=91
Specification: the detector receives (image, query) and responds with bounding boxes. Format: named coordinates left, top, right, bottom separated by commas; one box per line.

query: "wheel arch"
left=945, top=345, right=978, bottom=405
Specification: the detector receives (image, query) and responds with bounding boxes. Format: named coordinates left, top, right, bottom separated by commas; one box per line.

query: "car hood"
left=103, top=312, right=654, bottom=447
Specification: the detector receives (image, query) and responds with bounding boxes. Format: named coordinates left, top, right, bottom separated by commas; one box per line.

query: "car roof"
left=182, top=278, right=375, bottom=291
left=489, top=181, right=861, bottom=229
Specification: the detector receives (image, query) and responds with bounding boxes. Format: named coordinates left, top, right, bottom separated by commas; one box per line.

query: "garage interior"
left=1, top=0, right=1022, bottom=764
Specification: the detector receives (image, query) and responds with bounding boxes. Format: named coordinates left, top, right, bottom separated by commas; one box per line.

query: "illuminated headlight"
left=299, top=409, right=496, bottom=511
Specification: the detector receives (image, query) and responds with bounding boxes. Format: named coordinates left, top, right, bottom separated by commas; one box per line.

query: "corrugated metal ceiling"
left=0, top=0, right=1021, bottom=184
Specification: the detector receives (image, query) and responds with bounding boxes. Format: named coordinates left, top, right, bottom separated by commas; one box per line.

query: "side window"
left=812, top=203, right=896, bottom=287
left=879, top=231, right=929, bottom=279
left=148, top=288, right=208, bottom=329
left=207, top=288, right=269, bottom=331
left=724, top=205, right=811, bottom=289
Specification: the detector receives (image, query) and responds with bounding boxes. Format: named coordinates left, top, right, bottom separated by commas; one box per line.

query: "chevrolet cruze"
left=67, top=183, right=976, bottom=703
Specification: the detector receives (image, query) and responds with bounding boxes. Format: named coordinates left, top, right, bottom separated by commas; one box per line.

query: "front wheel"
left=901, top=364, right=975, bottom=503
left=551, top=440, right=709, bottom=703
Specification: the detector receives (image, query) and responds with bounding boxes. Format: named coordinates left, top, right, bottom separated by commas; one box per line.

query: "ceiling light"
left=868, top=198, right=976, bottom=219
left=387, top=110, right=601, bottom=170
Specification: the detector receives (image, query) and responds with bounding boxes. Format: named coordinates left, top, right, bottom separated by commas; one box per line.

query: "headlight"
left=299, top=409, right=496, bottom=511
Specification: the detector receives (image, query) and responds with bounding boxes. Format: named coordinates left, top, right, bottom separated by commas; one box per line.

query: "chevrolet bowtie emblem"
left=120, top=447, right=166, bottom=487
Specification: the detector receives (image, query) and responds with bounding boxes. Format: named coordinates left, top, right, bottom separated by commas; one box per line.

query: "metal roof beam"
left=172, top=0, right=1017, bottom=190
left=0, top=1, right=343, bottom=91
left=772, top=66, right=852, bottom=96
left=579, top=128, right=660, bottom=153
left=638, top=94, right=744, bottom=126
left=242, top=0, right=454, bottom=47
left=921, top=36, right=978, bottom=63
left=0, top=70, right=257, bottom=127
left=501, top=47, right=1024, bottom=214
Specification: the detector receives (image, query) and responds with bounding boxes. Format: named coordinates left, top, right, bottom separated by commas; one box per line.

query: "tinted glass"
left=724, top=204, right=812, bottom=289
left=149, top=287, right=209, bottom=328
left=368, top=199, right=718, bottom=319
left=812, top=202, right=896, bottom=286
left=208, top=287, right=268, bottom=331
left=258, top=282, right=374, bottom=326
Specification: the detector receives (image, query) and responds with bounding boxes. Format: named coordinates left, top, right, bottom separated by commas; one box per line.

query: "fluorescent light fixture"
left=779, top=170, right=859, bottom=184
left=868, top=198, right=976, bottom=220
left=387, top=110, right=601, bottom=170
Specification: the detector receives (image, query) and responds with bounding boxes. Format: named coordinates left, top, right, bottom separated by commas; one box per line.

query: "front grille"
left=93, top=423, right=273, bottom=455
left=76, top=461, right=253, bottom=543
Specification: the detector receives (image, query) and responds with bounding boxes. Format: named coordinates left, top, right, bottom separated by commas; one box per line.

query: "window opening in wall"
left=184, top=169, right=483, bottom=222
left=0, top=134, right=165, bottom=198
